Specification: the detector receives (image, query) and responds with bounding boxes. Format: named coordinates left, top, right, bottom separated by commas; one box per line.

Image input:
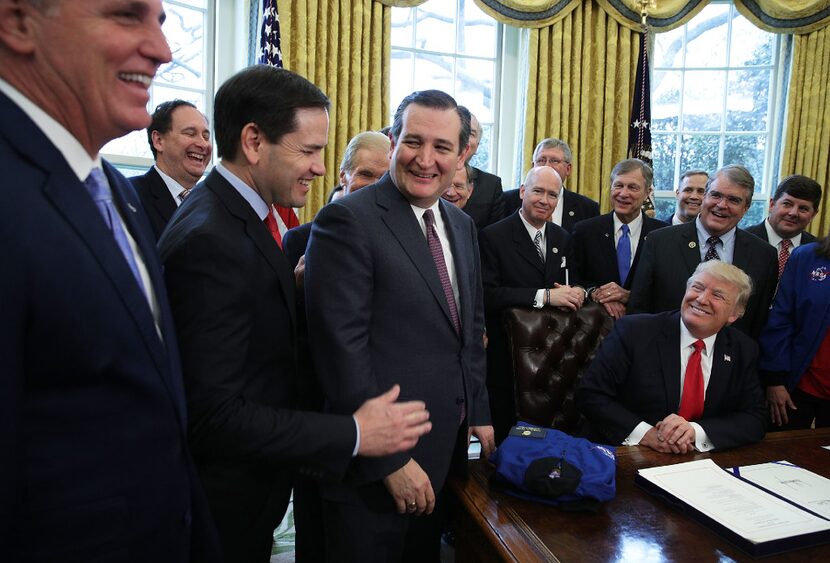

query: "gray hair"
left=707, top=165, right=754, bottom=202
left=611, top=158, right=653, bottom=189
left=532, top=138, right=572, bottom=163
left=339, top=131, right=390, bottom=173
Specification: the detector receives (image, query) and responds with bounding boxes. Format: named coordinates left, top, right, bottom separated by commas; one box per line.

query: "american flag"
left=259, top=0, right=301, bottom=235
left=628, top=29, right=653, bottom=167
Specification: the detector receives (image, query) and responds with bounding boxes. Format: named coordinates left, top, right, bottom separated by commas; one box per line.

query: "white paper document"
left=734, top=461, right=830, bottom=520
left=638, top=459, right=830, bottom=545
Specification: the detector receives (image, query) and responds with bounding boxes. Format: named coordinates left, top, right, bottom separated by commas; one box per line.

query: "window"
left=651, top=1, right=785, bottom=225
left=103, top=0, right=213, bottom=175
left=390, top=0, right=502, bottom=172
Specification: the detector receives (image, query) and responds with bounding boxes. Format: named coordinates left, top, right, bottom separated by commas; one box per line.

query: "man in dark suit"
left=660, top=169, right=708, bottom=225
left=458, top=106, right=504, bottom=229
left=305, top=90, right=495, bottom=562
left=159, top=66, right=431, bottom=563
left=502, top=138, right=600, bottom=232
left=480, top=166, right=585, bottom=442
left=571, top=158, right=667, bottom=319
left=629, top=165, right=778, bottom=339
left=744, top=174, right=821, bottom=278
left=131, top=99, right=212, bottom=240
left=577, top=261, right=766, bottom=452
left=0, top=1, right=223, bottom=560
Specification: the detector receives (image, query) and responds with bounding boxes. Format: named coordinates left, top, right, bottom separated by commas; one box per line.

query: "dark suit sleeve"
left=747, top=246, right=778, bottom=339
left=479, top=227, right=537, bottom=313
left=627, top=234, right=657, bottom=313
left=569, top=222, right=595, bottom=289
left=467, top=224, right=492, bottom=427
left=305, top=202, right=410, bottom=483
left=163, top=230, right=354, bottom=479
left=575, top=319, right=646, bottom=444
left=487, top=176, right=504, bottom=226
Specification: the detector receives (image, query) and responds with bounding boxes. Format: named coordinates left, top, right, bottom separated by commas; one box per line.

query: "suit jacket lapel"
left=659, top=314, right=683, bottom=411
left=598, top=213, right=619, bottom=283
left=206, top=170, right=296, bottom=328
left=679, top=221, right=703, bottom=277
left=704, top=331, right=733, bottom=415
left=511, top=213, right=545, bottom=274
left=146, top=167, right=178, bottom=220
left=377, top=178, right=456, bottom=332
left=732, top=230, right=752, bottom=272
left=544, top=222, right=566, bottom=283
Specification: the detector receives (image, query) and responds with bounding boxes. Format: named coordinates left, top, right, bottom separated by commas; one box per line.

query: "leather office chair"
left=503, top=303, right=613, bottom=434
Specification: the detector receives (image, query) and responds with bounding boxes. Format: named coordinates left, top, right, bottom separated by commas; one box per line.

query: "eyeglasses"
left=534, top=157, right=569, bottom=167
left=705, top=190, right=746, bottom=208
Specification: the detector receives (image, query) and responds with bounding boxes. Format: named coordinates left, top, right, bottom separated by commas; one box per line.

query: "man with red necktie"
left=577, top=260, right=766, bottom=454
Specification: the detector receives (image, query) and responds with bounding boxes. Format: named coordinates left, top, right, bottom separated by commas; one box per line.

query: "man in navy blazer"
left=502, top=138, right=600, bottom=232
left=0, top=1, right=221, bottom=560
left=629, top=165, right=778, bottom=339
left=577, top=261, right=766, bottom=453
left=159, top=66, right=431, bottom=563
left=571, top=158, right=667, bottom=319
left=305, top=90, right=495, bottom=562
left=479, top=166, right=585, bottom=442
left=131, top=100, right=212, bottom=240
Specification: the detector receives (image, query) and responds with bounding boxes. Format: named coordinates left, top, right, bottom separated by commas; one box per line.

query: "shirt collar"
left=695, top=215, right=736, bottom=246
left=680, top=316, right=718, bottom=356
left=764, top=218, right=802, bottom=248
left=613, top=210, right=643, bottom=239
left=214, top=161, right=270, bottom=220
left=154, top=165, right=189, bottom=201
left=518, top=208, right=546, bottom=241
left=0, top=77, right=99, bottom=182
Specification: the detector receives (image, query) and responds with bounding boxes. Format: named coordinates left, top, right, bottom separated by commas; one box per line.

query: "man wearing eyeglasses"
left=502, top=138, right=599, bottom=232
left=629, top=165, right=777, bottom=339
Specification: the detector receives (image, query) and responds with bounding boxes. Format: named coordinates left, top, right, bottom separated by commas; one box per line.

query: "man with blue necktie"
left=0, top=1, right=222, bottom=560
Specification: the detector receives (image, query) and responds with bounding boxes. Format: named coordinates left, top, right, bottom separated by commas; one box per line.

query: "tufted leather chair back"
left=504, top=303, right=614, bottom=434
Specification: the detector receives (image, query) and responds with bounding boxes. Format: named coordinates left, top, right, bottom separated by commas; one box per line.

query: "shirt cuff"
left=691, top=422, right=713, bottom=452
left=352, top=415, right=360, bottom=457
left=623, top=421, right=652, bottom=446
left=533, top=289, right=545, bottom=308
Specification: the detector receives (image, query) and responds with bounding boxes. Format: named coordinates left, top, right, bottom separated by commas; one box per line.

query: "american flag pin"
left=724, top=354, right=731, bottom=362
left=127, top=203, right=137, bottom=213
left=552, top=247, right=559, bottom=254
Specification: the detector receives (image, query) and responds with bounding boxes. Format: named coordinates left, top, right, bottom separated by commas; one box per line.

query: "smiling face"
left=680, top=271, right=742, bottom=339
left=153, top=105, right=211, bottom=189
left=520, top=166, right=561, bottom=229
left=610, top=168, right=648, bottom=224
left=251, top=106, right=328, bottom=208
left=389, top=103, right=467, bottom=208
left=442, top=166, right=474, bottom=209
left=767, top=193, right=818, bottom=239
left=699, top=174, right=751, bottom=237
left=533, top=146, right=572, bottom=183
left=340, top=147, right=388, bottom=195
left=16, top=0, right=172, bottom=154
left=675, top=173, right=707, bottom=222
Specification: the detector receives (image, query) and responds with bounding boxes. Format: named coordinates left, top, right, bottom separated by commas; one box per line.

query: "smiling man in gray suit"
left=306, top=89, right=495, bottom=562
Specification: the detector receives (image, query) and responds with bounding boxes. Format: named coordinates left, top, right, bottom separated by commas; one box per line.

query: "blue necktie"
left=84, top=168, right=145, bottom=292
left=616, top=223, right=631, bottom=285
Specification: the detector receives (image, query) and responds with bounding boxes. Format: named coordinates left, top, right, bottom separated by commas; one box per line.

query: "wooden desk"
left=452, top=429, right=830, bottom=562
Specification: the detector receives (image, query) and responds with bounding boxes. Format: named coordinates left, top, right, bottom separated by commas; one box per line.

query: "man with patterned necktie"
left=577, top=260, right=766, bottom=453
left=629, top=164, right=778, bottom=339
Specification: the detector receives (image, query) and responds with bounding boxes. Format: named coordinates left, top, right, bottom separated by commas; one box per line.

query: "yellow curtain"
left=277, top=0, right=391, bottom=222
left=781, top=25, right=830, bottom=237
left=524, top=0, right=639, bottom=211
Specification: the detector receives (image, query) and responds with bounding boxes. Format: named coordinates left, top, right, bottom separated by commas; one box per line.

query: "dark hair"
left=147, top=100, right=197, bottom=159
left=389, top=90, right=469, bottom=154
left=680, top=169, right=709, bottom=183
left=213, top=65, right=330, bottom=161
left=772, top=175, right=822, bottom=209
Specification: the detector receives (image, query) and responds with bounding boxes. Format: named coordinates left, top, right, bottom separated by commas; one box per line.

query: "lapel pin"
left=604, top=233, right=610, bottom=238
left=568, top=211, right=574, bottom=216
left=689, top=241, right=696, bottom=249
left=724, top=354, right=731, bottom=362
left=127, top=203, right=137, bottom=213
left=552, top=247, right=559, bottom=254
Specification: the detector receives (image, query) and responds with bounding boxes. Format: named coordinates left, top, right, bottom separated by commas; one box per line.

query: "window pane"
left=652, top=133, right=677, bottom=191
left=391, top=7, right=414, bottom=47
left=104, top=131, right=152, bottom=160
left=413, top=53, right=454, bottom=95
left=456, top=58, right=494, bottom=121
left=652, top=70, right=681, bottom=131
left=158, top=4, right=207, bottom=91
left=390, top=51, right=414, bottom=111
left=682, top=70, right=725, bottom=131
left=679, top=134, right=720, bottom=175
left=172, top=0, right=206, bottom=8
left=684, top=3, right=730, bottom=68
left=471, top=124, right=491, bottom=170
left=729, top=15, right=774, bottom=67
left=458, top=0, right=496, bottom=57
left=416, top=4, right=455, bottom=53
left=654, top=26, right=684, bottom=68
left=726, top=69, right=770, bottom=131
left=739, top=199, right=766, bottom=228
left=723, top=134, right=766, bottom=191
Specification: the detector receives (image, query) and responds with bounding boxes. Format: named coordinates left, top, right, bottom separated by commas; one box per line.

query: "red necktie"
left=678, top=340, right=705, bottom=421
left=777, top=239, right=792, bottom=278
left=264, top=207, right=282, bottom=249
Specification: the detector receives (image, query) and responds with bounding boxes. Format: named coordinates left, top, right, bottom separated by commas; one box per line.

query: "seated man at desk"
left=576, top=260, right=766, bottom=453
